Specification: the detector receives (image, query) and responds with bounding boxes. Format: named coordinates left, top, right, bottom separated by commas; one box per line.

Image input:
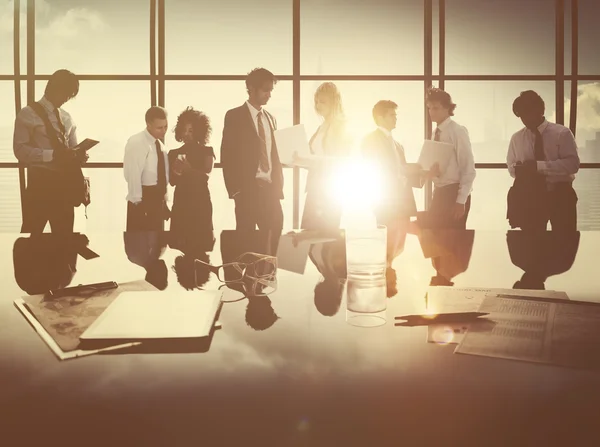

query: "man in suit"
left=220, top=68, right=284, bottom=232
left=361, top=100, right=419, bottom=267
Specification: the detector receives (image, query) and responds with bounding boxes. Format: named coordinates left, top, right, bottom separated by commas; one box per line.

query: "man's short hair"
left=45, top=69, right=79, bottom=101
left=145, top=106, right=168, bottom=124
left=426, top=86, right=457, bottom=115
left=245, top=67, right=277, bottom=91
left=372, top=100, right=398, bottom=122
left=512, top=90, right=545, bottom=117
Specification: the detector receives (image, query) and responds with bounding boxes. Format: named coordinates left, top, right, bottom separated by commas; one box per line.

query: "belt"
left=547, top=181, right=572, bottom=192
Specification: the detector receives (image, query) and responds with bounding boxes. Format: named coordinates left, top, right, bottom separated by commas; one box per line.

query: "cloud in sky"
left=0, top=1, right=106, bottom=37
left=550, top=82, right=600, bottom=143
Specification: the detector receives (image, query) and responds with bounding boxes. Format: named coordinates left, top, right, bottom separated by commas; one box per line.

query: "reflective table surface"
left=2, top=228, right=600, bottom=446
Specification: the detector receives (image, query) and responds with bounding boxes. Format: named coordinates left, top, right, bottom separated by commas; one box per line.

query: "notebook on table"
left=80, top=290, right=222, bottom=341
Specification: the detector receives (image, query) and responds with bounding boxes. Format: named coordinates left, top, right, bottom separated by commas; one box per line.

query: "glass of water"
left=345, top=225, right=388, bottom=327
left=345, top=225, right=387, bottom=280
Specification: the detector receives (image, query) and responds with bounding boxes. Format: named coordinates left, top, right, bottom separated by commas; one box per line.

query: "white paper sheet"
left=80, top=290, right=222, bottom=340
left=274, top=124, right=310, bottom=165
left=455, top=295, right=600, bottom=370
left=425, top=286, right=569, bottom=345
left=417, top=140, right=455, bottom=173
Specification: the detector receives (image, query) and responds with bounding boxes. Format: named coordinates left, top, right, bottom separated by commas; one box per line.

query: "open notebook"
left=80, top=290, right=222, bottom=341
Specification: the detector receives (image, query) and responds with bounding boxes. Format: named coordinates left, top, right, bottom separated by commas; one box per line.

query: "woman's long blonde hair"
left=314, top=82, right=345, bottom=121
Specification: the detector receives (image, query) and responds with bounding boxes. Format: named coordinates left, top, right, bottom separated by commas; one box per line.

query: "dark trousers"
left=418, top=183, right=471, bottom=230
left=21, top=189, right=74, bottom=233
left=520, top=183, right=578, bottom=231
left=126, top=186, right=167, bottom=231
left=234, top=181, right=283, bottom=233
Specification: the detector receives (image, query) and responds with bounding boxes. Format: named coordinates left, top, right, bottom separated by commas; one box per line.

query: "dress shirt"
left=123, top=129, right=169, bottom=204
left=13, top=96, right=78, bottom=163
left=506, top=119, right=579, bottom=186
left=432, top=117, right=476, bottom=205
left=246, top=101, right=273, bottom=182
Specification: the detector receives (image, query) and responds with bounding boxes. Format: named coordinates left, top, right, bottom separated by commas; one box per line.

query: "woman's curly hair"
left=173, top=107, right=212, bottom=145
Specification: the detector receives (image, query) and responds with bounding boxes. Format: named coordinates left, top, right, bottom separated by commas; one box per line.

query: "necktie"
left=256, top=111, right=270, bottom=172
left=53, top=108, right=67, bottom=146
left=533, top=129, right=545, bottom=161
left=155, top=140, right=167, bottom=195
left=434, top=127, right=441, bottom=142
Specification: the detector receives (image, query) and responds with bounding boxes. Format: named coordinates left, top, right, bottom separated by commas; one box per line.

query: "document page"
left=456, top=295, right=600, bottom=369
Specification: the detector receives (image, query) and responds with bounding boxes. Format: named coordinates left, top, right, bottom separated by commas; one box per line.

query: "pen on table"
left=394, top=311, right=489, bottom=327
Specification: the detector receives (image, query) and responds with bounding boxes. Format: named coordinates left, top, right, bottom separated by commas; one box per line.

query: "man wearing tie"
left=221, top=68, right=284, bottom=232
left=13, top=69, right=87, bottom=233
left=506, top=90, right=579, bottom=231
left=361, top=100, right=419, bottom=266
left=421, top=86, right=476, bottom=229
left=123, top=106, right=170, bottom=231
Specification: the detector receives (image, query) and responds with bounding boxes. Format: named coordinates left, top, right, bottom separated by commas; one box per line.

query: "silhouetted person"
left=416, top=87, right=476, bottom=230
left=169, top=224, right=215, bottom=290
left=361, top=99, right=419, bottom=267
left=172, top=252, right=212, bottom=291
left=14, top=69, right=88, bottom=233
left=506, top=90, right=580, bottom=231
left=507, top=230, right=580, bottom=290
left=307, top=236, right=346, bottom=316
left=169, top=107, right=215, bottom=241
left=221, top=68, right=284, bottom=232
left=13, top=233, right=92, bottom=294
left=296, top=82, right=352, bottom=230
left=123, top=231, right=168, bottom=290
left=417, top=229, right=475, bottom=286
left=220, top=229, right=281, bottom=330
left=124, top=106, right=170, bottom=231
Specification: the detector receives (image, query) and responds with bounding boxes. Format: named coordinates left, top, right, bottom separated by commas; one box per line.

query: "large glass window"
left=164, top=81, right=293, bottom=153
left=578, top=0, right=600, bottom=75
left=443, top=81, right=556, bottom=163
left=445, top=0, right=555, bottom=75
left=165, top=0, right=293, bottom=74
left=300, top=0, right=424, bottom=75
left=0, top=81, right=19, bottom=161
left=35, top=0, right=150, bottom=74
left=35, top=80, right=152, bottom=162
left=575, top=81, right=600, bottom=162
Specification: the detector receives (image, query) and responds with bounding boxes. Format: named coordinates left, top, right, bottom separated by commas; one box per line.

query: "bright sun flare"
left=328, top=157, right=384, bottom=212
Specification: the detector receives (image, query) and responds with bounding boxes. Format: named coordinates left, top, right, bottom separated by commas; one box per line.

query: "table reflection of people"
left=170, top=227, right=215, bottom=291
left=417, top=230, right=475, bottom=286
left=123, top=231, right=168, bottom=290
left=507, top=230, right=580, bottom=290
left=13, top=233, right=92, bottom=295
left=220, top=229, right=280, bottom=330
left=306, top=236, right=346, bottom=317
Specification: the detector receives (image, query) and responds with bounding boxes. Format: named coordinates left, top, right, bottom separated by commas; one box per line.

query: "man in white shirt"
left=220, top=68, right=284, bottom=232
left=123, top=106, right=170, bottom=231
left=419, top=87, right=476, bottom=229
left=506, top=90, right=580, bottom=231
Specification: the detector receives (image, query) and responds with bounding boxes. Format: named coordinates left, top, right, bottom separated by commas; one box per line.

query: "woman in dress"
left=168, top=107, right=215, bottom=249
left=296, top=82, right=353, bottom=230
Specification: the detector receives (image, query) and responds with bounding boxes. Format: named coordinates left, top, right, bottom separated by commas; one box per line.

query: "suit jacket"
left=220, top=104, right=284, bottom=199
left=361, top=129, right=418, bottom=222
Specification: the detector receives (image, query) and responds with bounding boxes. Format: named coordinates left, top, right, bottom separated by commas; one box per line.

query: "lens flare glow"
left=328, top=157, right=383, bottom=212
